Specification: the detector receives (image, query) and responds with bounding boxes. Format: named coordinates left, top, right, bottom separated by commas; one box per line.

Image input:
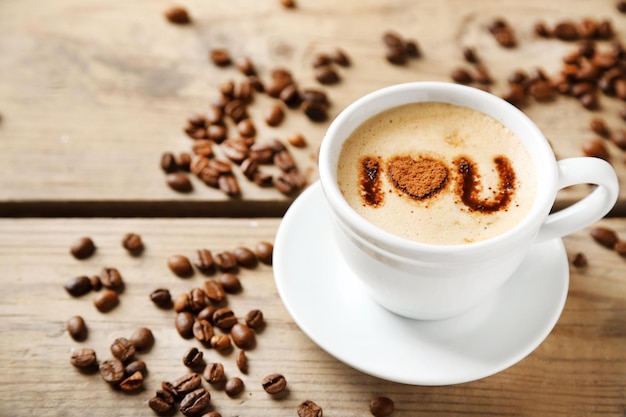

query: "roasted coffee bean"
left=210, top=334, right=232, bottom=351
left=501, top=83, right=527, bottom=107
left=300, top=89, right=329, bottom=106
left=189, top=287, right=208, bottom=313
left=297, top=400, right=323, bottom=417
left=197, top=305, right=217, bottom=324
left=277, top=170, right=306, bottom=195
left=264, top=103, right=285, bottom=127
left=167, top=172, right=193, bottom=193
left=218, top=174, right=241, bottom=197
left=331, top=48, right=351, bottom=66
left=99, top=358, right=125, bottom=384
left=249, top=142, right=275, bottom=164
left=281, top=0, right=296, bottom=8
left=64, top=276, right=92, bottom=297
left=287, top=132, right=307, bottom=148
left=253, top=171, right=274, bottom=187
left=111, top=337, right=136, bottom=362
left=183, top=347, right=205, bottom=368
left=176, top=152, right=192, bottom=171
left=579, top=92, right=599, bottom=110
left=240, top=157, right=259, bottom=180
left=590, top=118, right=610, bottom=137
left=204, top=280, right=226, bottom=303
left=168, top=255, right=194, bottom=277
left=572, top=252, right=588, bottom=268
left=370, top=396, right=395, bottom=417
left=119, top=371, right=144, bottom=392
left=382, top=31, right=403, bottom=48
left=164, top=6, right=191, bottom=24
left=262, top=373, right=287, bottom=394
left=245, top=309, right=264, bottom=330
left=180, top=388, right=211, bottom=416
left=224, top=99, right=248, bottom=123
left=529, top=80, right=555, bottom=102
left=214, top=251, right=238, bottom=271
left=233, top=81, right=254, bottom=103
left=149, top=392, right=174, bottom=414
left=274, top=149, right=296, bottom=172
left=176, top=311, right=196, bottom=339
left=70, top=348, right=97, bottom=369
left=129, top=327, right=154, bottom=352
left=493, top=27, right=516, bottom=48
left=161, top=152, right=178, bottom=173
left=280, top=84, right=302, bottom=108
left=66, top=315, right=87, bottom=341
left=315, top=65, right=340, bottom=85
left=202, top=411, right=222, bottom=417
left=301, top=100, right=328, bottom=122
left=590, top=226, right=619, bottom=248
left=210, top=48, right=231, bottom=67
left=235, top=56, right=257, bottom=76
left=192, top=139, right=214, bottom=157
left=94, top=289, right=119, bottom=312
left=610, top=130, right=626, bottom=150
left=193, top=319, right=214, bottom=344
left=150, top=288, right=172, bottom=309
left=203, top=362, right=225, bottom=384
left=125, top=360, right=147, bottom=377
left=174, top=373, right=203, bottom=396
left=174, top=292, right=191, bottom=312
left=100, top=267, right=124, bottom=291
left=213, top=307, right=238, bottom=330
left=385, top=46, right=407, bottom=65
left=190, top=155, right=211, bottom=176
left=121, top=232, right=143, bottom=255
left=451, top=67, right=473, bottom=84
left=230, top=323, right=255, bottom=350
left=615, top=241, right=626, bottom=258
left=221, top=138, right=249, bottom=163
left=70, top=237, right=96, bottom=260
left=462, top=46, right=479, bottom=63
left=193, top=249, right=215, bottom=274
left=237, top=118, right=256, bottom=138
left=233, top=247, right=257, bottom=268
left=255, top=241, right=273, bottom=265
left=582, top=138, right=609, bottom=160
left=312, top=53, right=332, bottom=68
left=224, top=377, right=244, bottom=397
left=90, top=275, right=102, bottom=291
left=236, top=349, right=248, bottom=374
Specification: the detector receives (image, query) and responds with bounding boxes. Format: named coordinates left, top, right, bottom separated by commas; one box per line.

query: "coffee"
left=336, top=102, right=537, bottom=245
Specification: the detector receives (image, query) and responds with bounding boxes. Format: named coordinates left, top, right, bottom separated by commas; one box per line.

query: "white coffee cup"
left=318, top=82, right=619, bottom=320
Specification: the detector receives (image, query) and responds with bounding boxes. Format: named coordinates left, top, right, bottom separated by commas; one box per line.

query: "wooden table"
left=0, top=0, right=625, bottom=416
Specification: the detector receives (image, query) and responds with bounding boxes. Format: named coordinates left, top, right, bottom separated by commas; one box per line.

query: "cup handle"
left=535, top=157, right=619, bottom=243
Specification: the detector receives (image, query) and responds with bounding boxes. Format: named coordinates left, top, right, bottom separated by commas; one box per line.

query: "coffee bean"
left=193, top=249, right=216, bottom=274
left=167, top=172, right=193, bottom=193
left=218, top=174, right=241, bottom=197
left=230, top=323, right=256, bottom=350
left=214, top=251, right=238, bottom=271
left=122, top=233, right=143, bottom=255
left=369, top=396, right=395, bottom=417
left=180, top=388, right=211, bottom=416
left=232, top=247, right=257, bottom=268
left=224, top=99, right=248, bottom=123
left=213, top=307, right=238, bottom=330
left=161, top=381, right=179, bottom=400
left=274, top=149, right=296, bottom=172
left=164, top=6, right=191, bottom=24
left=168, top=254, right=194, bottom=277
left=240, top=157, right=258, bottom=180
left=590, top=226, right=619, bottom=248
left=183, top=347, right=205, bottom=368
left=174, top=292, right=191, bottom=312
left=192, top=140, right=214, bottom=158
left=94, top=289, right=119, bottom=312
left=210, top=334, right=232, bottom=351
left=615, top=241, right=626, bottom=258
left=99, top=358, right=125, bottom=384
left=176, top=152, right=192, bottom=171
left=176, top=311, right=195, bottom=339
left=451, top=67, right=473, bottom=84
left=66, top=315, right=87, bottom=341
left=125, top=360, right=147, bottom=377
left=189, top=287, right=208, bottom=313
left=287, top=132, right=307, bottom=148
left=579, top=92, right=599, bottom=110
left=174, top=373, right=203, bottom=396
left=119, top=371, right=144, bottom=392
left=150, top=288, right=172, bottom=309
left=529, top=80, right=556, bottom=102
left=315, top=65, right=340, bottom=85
left=280, top=0, right=296, bottom=8
left=582, top=138, right=609, bottom=160
left=149, top=391, right=174, bottom=414
left=197, top=305, right=217, bottom=324
left=203, top=411, right=222, bottom=417
left=224, top=377, right=244, bottom=397
left=90, top=275, right=102, bottom=291
left=100, top=267, right=124, bottom=291
left=218, top=273, right=242, bottom=294
left=255, top=241, right=273, bottom=265
left=236, top=349, right=248, bottom=374
left=70, top=348, right=97, bottom=369
left=262, top=373, right=287, bottom=394
left=385, top=47, right=407, bottom=66
left=64, top=276, right=92, bottom=297
left=264, top=104, right=285, bottom=126
left=300, top=89, right=329, bottom=106
left=280, top=84, right=302, bottom=108
left=70, top=237, right=96, bottom=260
left=235, top=56, right=257, bottom=76
left=204, top=280, right=226, bottom=304
left=610, top=130, right=626, bottom=150
left=590, top=118, right=610, bottom=138
left=111, top=337, right=136, bottom=363
left=210, top=49, right=231, bottom=67
left=245, top=309, right=264, bottom=330
left=331, top=48, right=351, bottom=66
left=297, top=400, right=323, bottom=417
left=237, top=118, right=256, bottom=138
left=301, top=100, right=328, bottom=122
left=193, top=319, right=214, bottom=344
left=161, top=152, right=178, bottom=173
left=572, top=252, right=588, bottom=268
left=203, top=362, right=225, bottom=384
left=129, top=327, right=154, bottom=352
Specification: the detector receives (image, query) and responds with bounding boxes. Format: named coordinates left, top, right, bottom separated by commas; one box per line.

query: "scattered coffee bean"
left=129, top=327, right=154, bottom=352
left=150, top=288, right=173, bottom=309
left=149, top=390, right=175, bottom=414
left=168, top=254, right=194, bottom=277
left=180, top=388, right=211, bottom=416
left=210, top=49, right=232, bottom=67
left=230, top=323, right=256, bottom=350
left=369, top=396, right=395, bottom=417
left=90, top=275, right=102, bottom=291
left=94, top=289, right=119, bottom=312
left=125, top=360, right=147, bottom=377
left=385, top=47, right=407, bottom=66
left=264, top=103, right=285, bottom=127
left=236, top=349, right=248, bottom=374
left=176, top=152, right=192, bottom=171
left=193, top=319, right=215, bottom=344
left=301, top=100, right=328, bottom=122
left=174, top=373, right=203, bottom=396
left=255, top=241, right=273, bottom=265
left=590, top=117, right=610, bottom=137
left=99, top=358, right=125, bottom=384
left=237, top=118, right=256, bottom=138
left=174, top=292, right=191, bottom=312
left=590, top=226, right=619, bottom=248
left=100, top=267, right=124, bottom=291
left=122, top=233, right=143, bottom=255
left=287, top=132, right=307, bottom=148
left=193, top=249, right=216, bottom=275
left=166, top=172, right=193, bottom=193
left=451, top=67, right=473, bottom=84
left=189, top=287, right=208, bottom=313
left=280, top=0, right=296, bottom=8
left=331, top=48, right=351, bottom=66
left=615, top=241, right=626, bottom=258
left=70, top=237, right=96, bottom=260
left=183, top=347, right=205, bottom=368
left=218, top=273, right=242, bottom=293
left=64, top=276, right=92, bottom=297
left=204, top=280, right=226, bottom=303
left=582, top=138, right=609, bottom=160
left=214, top=251, right=238, bottom=271
left=119, top=371, right=144, bottom=392
left=110, top=337, right=136, bottom=363
left=210, top=334, right=232, bottom=351
left=224, top=377, right=245, bottom=397
left=203, top=362, right=225, bottom=384
left=164, top=6, right=191, bottom=24
left=233, top=247, right=257, bottom=268
left=213, top=307, right=238, bottom=330
left=66, top=315, right=88, bottom=341
left=297, top=400, right=323, bottom=417
left=197, top=305, right=217, bottom=324
left=245, top=309, right=264, bottom=330
left=70, top=348, right=97, bottom=369
left=217, top=174, right=241, bottom=197
left=572, top=252, right=588, bottom=268
left=262, top=373, right=287, bottom=394
left=176, top=311, right=195, bottom=339
left=235, top=56, right=257, bottom=76
left=610, top=130, right=626, bottom=150
left=315, top=65, right=340, bottom=85
left=202, top=412, right=222, bottom=417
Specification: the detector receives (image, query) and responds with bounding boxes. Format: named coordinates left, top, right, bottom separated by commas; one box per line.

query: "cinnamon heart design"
left=388, top=155, right=449, bottom=200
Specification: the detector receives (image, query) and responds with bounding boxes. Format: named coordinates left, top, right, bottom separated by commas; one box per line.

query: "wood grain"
left=1, top=0, right=626, bottom=215
left=0, top=218, right=624, bottom=416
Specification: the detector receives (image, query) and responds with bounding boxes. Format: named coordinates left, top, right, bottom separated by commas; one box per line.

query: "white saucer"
left=273, top=182, right=569, bottom=386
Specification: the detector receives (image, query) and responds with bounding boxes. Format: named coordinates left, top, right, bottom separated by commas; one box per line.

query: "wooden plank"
left=0, top=217, right=624, bottom=416
left=1, top=0, right=626, bottom=215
